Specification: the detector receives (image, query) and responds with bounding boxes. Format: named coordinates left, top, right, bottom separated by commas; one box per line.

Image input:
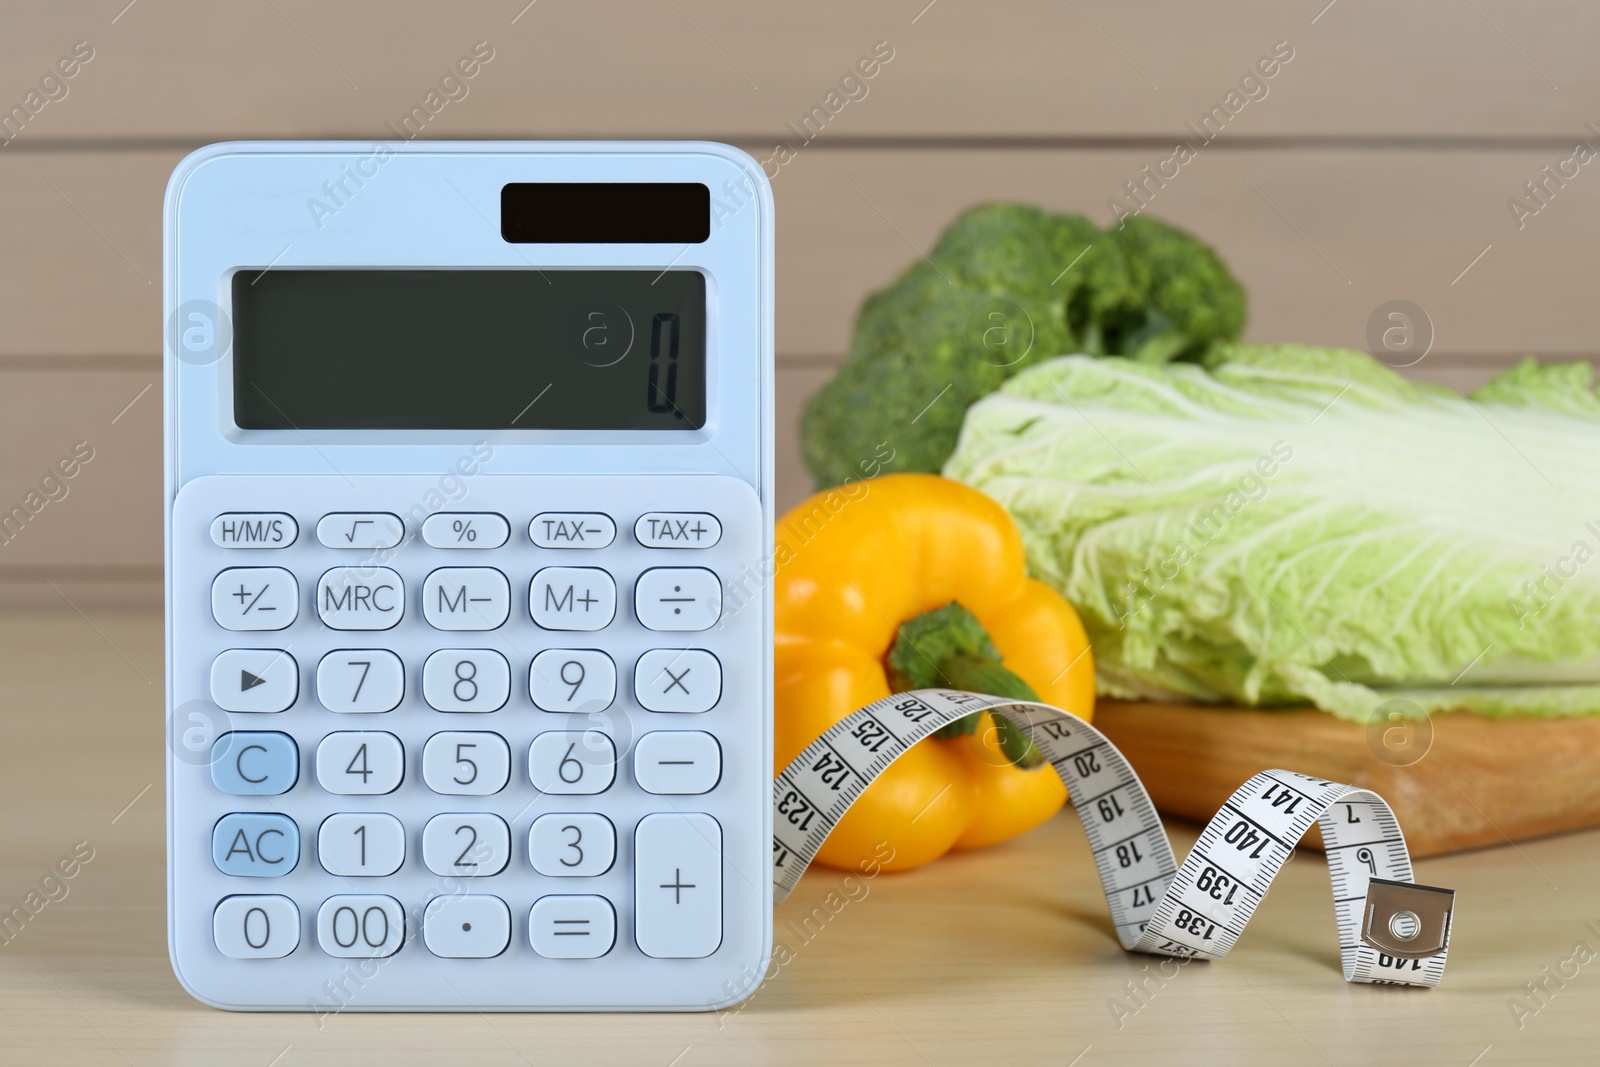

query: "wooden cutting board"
left=1091, top=699, right=1600, bottom=856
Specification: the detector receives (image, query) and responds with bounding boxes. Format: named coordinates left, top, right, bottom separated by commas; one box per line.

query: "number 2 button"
left=316, top=732, right=404, bottom=795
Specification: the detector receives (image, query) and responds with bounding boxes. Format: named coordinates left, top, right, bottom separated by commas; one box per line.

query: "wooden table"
left=3, top=612, right=1596, bottom=1066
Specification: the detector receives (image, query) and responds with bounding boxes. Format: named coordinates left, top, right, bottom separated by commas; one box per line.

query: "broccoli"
left=800, top=203, right=1246, bottom=489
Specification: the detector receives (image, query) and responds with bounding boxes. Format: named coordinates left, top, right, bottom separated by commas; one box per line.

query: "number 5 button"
left=423, top=732, right=510, bottom=795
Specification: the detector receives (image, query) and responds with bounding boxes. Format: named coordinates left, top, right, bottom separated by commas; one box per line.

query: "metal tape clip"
left=1361, top=878, right=1455, bottom=959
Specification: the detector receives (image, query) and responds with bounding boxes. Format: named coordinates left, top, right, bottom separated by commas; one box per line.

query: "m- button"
left=317, top=568, right=404, bottom=630
left=635, top=513, right=721, bottom=549
left=422, top=568, right=510, bottom=631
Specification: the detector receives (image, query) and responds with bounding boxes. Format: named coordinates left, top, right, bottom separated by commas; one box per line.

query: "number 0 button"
left=529, top=732, right=616, bottom=794
left=214, top=896, right=299, bottom=959
left=316, top=732, right=404, bottom=795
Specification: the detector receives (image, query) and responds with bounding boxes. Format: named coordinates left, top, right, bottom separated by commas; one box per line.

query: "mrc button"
left=635, top=513, right=720, bottom=549
left=317, top=568, right=404, bottom=630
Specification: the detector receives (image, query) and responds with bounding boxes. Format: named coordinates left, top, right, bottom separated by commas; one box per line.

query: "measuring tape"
left=772, top=689, right=1455, bottom=987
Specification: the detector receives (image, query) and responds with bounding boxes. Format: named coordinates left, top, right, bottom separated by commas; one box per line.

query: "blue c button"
left=211, top=732, right=299, bottom=796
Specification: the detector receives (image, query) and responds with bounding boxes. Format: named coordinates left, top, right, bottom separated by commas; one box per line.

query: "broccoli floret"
left=800, top=203, right=1245, bottom=489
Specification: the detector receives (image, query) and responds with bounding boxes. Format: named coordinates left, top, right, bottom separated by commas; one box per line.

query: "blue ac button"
left=213, top=813, right=299, bottom=877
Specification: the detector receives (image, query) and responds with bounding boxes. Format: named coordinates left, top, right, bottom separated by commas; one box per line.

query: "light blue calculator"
left=163, top=142, right=774, bottom=1011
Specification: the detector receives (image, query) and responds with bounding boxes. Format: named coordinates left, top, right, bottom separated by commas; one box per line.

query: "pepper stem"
left=884, top=601, right=1045, bottom=769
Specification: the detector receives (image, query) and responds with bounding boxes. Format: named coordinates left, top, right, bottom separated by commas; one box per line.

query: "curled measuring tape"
left=773, top=689, right=1455, bottom=987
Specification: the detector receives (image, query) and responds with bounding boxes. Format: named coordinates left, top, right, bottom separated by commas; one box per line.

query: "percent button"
left=422, top=513, right=509, bottom=549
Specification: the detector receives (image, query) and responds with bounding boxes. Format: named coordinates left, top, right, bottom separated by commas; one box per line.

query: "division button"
left=530, top=567, right=617, bottom=631
left=634, top=568, right=721, bottom=632
left=423, top=895, right=511, bottom=959
left=211, top=568, right=298, bottom=631
left=316, top=567, right=404, bottom=630
left=214, top=895, right=299, bottom=959
left=210, top=513, right=297, bottom=549
left=633, top=649, right=721, bottom=713
left=317, top=895, right=404, bottom=959
left=634, top=512, right=721, bottom=549
left=316, top=513, right=404, bottom=550
left=529, top=895, right=616, bottom=959
left=210, top=649, right=298, bottom=712
left=634, top=812, right=722, bottom=958
left=422, top=513, right=509, bottom=549
left=529, top=513, right=615, bottom=549
left=422, top=568, right=510, bottom=631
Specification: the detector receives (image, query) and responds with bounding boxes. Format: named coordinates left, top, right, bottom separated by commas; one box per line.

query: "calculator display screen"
left=231, top=270, right=706, bottom=430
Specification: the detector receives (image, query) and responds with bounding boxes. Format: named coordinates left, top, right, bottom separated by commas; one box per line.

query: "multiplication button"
left=634, top=649, right=720, bottom=713
left=530, top=513, right=615, bottom=549
left=635, top=512, right=720, bottom=549
left=211, top=568, right=297, bottom=631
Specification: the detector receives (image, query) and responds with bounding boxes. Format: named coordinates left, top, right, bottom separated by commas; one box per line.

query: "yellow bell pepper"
left=774, top=473, right=1096, bottom=873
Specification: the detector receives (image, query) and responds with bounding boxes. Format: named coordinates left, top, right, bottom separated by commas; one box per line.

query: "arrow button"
left=240, top=669, right=267, bottom=692
left=210, top=650, right=298, bottom=713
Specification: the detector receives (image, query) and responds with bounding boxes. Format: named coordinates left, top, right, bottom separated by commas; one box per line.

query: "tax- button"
left=423, top=568, right=510, bottom=630
left=635, top=512, right=721, bottom=549
left=316, top=513, right=404, bottom=549
left=634, top=649, right=720, bottom=713
left=635, top=568, right=721, bottom=631
left=530, top=512, right=615, bottom=549
left=317, top=567, right=404, bottom=630
left=211, top=568, right=298, bottom=631
left=634, top=732, right=721, bottom=795
left=210, top=649, right=298, bottom=712
left=531, top=568, right=616, bottom=630
left=635, top=813, right=722, bottom=958
left=211, top=732, right=298, bottom=796
left=423, top=895, right=511, bottom=958
left=213, top=812, right=299, bottom=877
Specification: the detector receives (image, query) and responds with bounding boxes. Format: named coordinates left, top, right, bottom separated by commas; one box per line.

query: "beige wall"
left=2, top=1, right=1594, bottom=606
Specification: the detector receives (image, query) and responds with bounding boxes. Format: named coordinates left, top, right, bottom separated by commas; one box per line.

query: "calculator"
left=163, top=142, right=774, bottom=1011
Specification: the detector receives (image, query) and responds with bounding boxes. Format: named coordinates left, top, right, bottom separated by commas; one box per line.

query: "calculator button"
left=422, top=813, right=511, bottom=877
left=423, top=732, right=511, bottom=795
left=213, top=895, right=299, bottom=959
left=634, top=568, right=722, bottom=631
left=316, top=732, right=405, bottom=795
left=634, top=813, right=722, bottom=958
left=530, top=568, right=617, bottom=631
left=317, top=650, right=405, bottom=713
left=210, top=732, right=298, bottom=796
left=529, top=512, right=615, bottom=549
left=318, top=813, right=406, bottom=877
left=530, top=896, right=616, bottom=959
left=423, top=567, right=510, bottom=631
left=316, top=513, right=404, bottom=550
left=530, top=649, right=616, bottom=713
left=422, top=512, right=509, bottom=549
left=528, top=732, right=616, bottom=795
left=529, top=813, right=616, bottom=877
left=635, top=512, right=721, bottom=549
left=210, top=649, right=298, bottom=712
left=211, top=568, right=298, bottom=631
left=213, top=813, right=299, bottom=877
left=634, top=732, right=722, bottom=795
left=210, top=513, right=297, bottom=549
left=423, top=895, right=511, bottom=959
left=317, top=895, right=404, bottom=959
left=317, top=568, right=404, bottom=630
left=423, top=649, right=510, bottom=712
left=634, top=649, right=721, bottom=713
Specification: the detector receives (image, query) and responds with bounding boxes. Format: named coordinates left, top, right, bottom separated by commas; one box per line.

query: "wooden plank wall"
left=2, top=1, right=1595, bottom=607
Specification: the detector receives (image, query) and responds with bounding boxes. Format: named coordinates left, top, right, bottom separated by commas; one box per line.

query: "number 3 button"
left=528, top=813, right=615, bottom=877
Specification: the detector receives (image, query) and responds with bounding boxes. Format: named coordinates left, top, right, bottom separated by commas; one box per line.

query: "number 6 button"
left=529, top=732, right=616, bottom=794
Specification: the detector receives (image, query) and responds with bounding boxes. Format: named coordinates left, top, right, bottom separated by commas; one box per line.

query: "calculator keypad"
left=173, top=475, right=764, bottom=1008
